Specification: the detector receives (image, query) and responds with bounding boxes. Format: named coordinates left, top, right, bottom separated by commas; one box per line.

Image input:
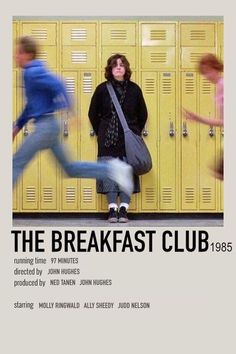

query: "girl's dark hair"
left=17, top=36, right=38, bottom=59
left=199, top=53, right=224, bottom=73
left=105, top=54, right=132, bottom=80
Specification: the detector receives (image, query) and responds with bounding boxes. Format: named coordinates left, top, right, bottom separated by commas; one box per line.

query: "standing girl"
left=89, top=54, right=148, bottom=222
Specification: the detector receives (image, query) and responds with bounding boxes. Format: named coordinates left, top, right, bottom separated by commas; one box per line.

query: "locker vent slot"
left=43, top=187, right=53, bottom=203
left=162, top=188, right=173, bottom=203
left=83, top=73, right=93, bottom=93
left=185, top=78, right=195, bottom=94
left=145, top=78, right=155, bottom=94
left=201, top=188, right=212, bottom=203
left=31, top=29, right=47, bottom=40
left=145, top=188, right=155, bottom=204
left=185, top=188, right=195, bottom=203
left=150, top=30, right=166, bottom=41
left=71, top=51, right=87, bottom=63
left=162, top=78, right=172, bottom=94
left=190, top=52, right=205, bottom=64
left=66, top=187, right=76, bottom=203
left=82, top=187, right=93, bottom=203
left=150, top=52, right=167, bottom=64
left=190, top=30, right=206, bottom=41
left=37, top=51, right=48, bottom=62
left=110, top=30, right=127, bottom=40
left=65, top=77, right=76, bottom=93
left=71, top=28, right=87, bottom=41
left=201, top=80, right=212, bottom=94
left=26, top=187, right=36, bottom=203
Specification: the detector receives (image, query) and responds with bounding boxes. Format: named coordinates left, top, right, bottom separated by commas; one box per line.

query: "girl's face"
left=112, top=58, right=126, bottom=81
left=201, top=65, right=219, bottom=83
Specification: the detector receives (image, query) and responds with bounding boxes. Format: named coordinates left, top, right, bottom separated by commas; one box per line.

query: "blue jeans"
left=13, top=115, right=109, bottom=186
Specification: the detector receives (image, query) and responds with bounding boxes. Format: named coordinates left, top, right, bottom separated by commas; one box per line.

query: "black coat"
left=88, top=80, right=148, bottom=158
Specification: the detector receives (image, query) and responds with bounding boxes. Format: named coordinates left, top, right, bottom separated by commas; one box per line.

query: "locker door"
left=141, top=47, right=176, bottom=69
left=62, top=46, right=96, bottom=69
left=13, top=22, right=17, bottom=69
left=199, top=75, right=216, bottom=210
left=220, top=133, right=224, bottom=211
left=180, top=23, right=216, bottom=47
left=62, top=23, right=97, bottom=46
left=37, top=46, right=57, bottom=69
left=181, top=72, right=198, bottom=210
left=141, top=23, right=176, bottom=46
left=101, top=23, right=136, bottom=46
left=219, top=22, right=224, bottom=61
left=218, top=22, right=224, bottom=212
left=159, top=72, right=177, bottom=210
left=13, top=71, right=18, bottom=211
left=181, top=47, right=216, bottom=70
left=21, top=121, right=40, bottom=210
left=22, top=22, right=57, bottom=45
left=141, top=72, right=158, bottom=211
left=22, top=22, right=58, bottom=70
left=40, top=151, right=58, bottom=210
left=80, top=71, right=98, bottom=211
left=61, top=72, right=80, bottom=211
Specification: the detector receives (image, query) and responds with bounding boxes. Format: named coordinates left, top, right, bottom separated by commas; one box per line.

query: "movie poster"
left=1, top=1, right=235, bottom=353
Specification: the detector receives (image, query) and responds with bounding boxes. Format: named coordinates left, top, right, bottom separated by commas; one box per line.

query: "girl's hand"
left=183, top=108, right=200, bottom=122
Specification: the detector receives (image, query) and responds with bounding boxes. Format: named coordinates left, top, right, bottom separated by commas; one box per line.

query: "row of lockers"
left=13, top=20, right=223, bottom=213
left=13, top=21, right=223, bottom=70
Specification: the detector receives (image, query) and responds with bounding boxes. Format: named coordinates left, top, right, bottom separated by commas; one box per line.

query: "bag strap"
left=106, top=82, right=130, bottom=133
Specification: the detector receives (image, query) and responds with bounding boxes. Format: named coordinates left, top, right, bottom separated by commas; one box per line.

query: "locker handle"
left=221, top=128, right=224, bottom=137
left=169, top=122, right=175, bottom=137
left=63, top=120, right=69, bottom=137
left=23, top=125, right=29, bottom=136
left=142, top=129, right=148, bottom=137
left=208, top=126, right=215, bottom=137
left=182, top=122, right=188, bottom=137
left=90, top=129, right=95, bottom=137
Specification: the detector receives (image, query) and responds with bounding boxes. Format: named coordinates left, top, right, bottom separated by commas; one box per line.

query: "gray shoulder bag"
left=106, top=82, right=152, bottom=175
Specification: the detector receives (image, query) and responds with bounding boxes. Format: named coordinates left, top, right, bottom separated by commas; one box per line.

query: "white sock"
left=108, top=203, right=118, bottom=210
left=119, top=203, right=129, bottom=210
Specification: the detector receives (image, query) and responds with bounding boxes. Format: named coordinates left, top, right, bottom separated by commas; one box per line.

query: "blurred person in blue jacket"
left=12, top=36, right=133, bottom=196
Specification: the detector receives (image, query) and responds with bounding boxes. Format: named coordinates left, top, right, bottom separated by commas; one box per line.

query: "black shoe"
left=118, top=206, right=129, bottom=223
left=108, top=208, right=118, bottom=223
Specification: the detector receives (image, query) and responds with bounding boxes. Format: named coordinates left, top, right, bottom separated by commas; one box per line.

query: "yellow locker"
left=181, top=47, right=216, bottom=69
left=62, top=23, right=97, bottom=45
left=141, top=23, right=176, bottom=46
left=13, top=22, right=18, bottom=69
left=39, top=150, right=58, bottom=210
left=13, top=70, right=18, bottom=211
left=21, top=22, right=57, bottom=45
left=141, top=72, right=158, bottom=211
left=101, top=23, right=136, bottom=46
left=80, top=71, right=98, bottom=211
left=180, top=23, right=216, bottom=46
left=61, top=72, right=80, bottom=211
left=219, top=22, right=224, bottom=60
left=181, top=72, right=198, bottom=210
left=159, top=72, right=177, bottom=210
left=101, top=46, right=136, bottom=71
left=62, top=46, right=96, bottom=69
left=199, top=75, right=217, bottom=210
left=141, top=47, right=176, bottom=69
left=21, top=121, right=40, bottom=210
left=220, top=137, right=224, bottom=211
left=37, top=46, right=57, bottom=69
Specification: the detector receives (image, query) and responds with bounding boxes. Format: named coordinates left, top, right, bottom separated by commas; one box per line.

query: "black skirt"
left=96, top=156, right=140, bottom=194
